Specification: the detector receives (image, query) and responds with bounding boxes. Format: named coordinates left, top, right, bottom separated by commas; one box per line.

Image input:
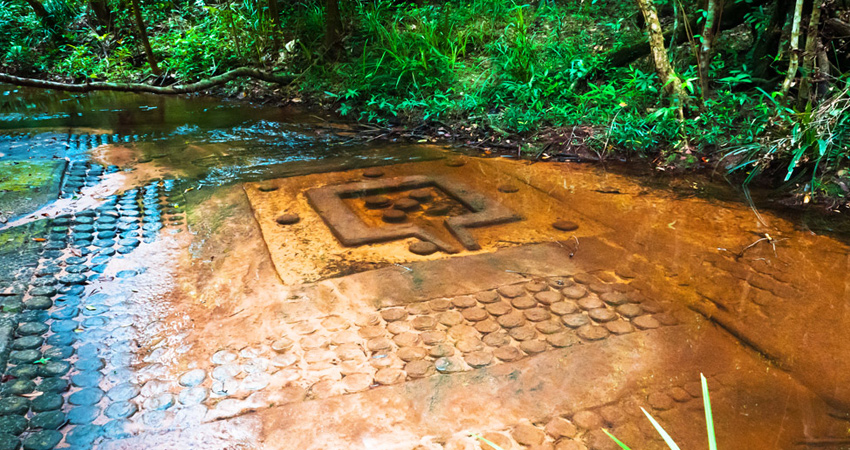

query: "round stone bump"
left=547, top=332, right=579, bottom=348
left=398, top=347, right=427, bottom=362
left=509, top=324, right=537, bottom=341
left=524, top=307, right=551, bottom=322
left=498, top=285, right=525, bottom=298
left=588, top=308, right=617, bottom=323
left=535, top=319, right=564, bottom=334
left=21, top=431, right=62, bottom=450
left=633, top=315, right=661, bottom=330
left=577, top=325, right=610, bottom=341
left=486, top=302, right=512, bottom=316
left=2, top=380, right=35, bottom=395
left=144, top=393, right=174, bottom=411
left=382, top=209, right=406, bottom=223
left=67, top=406, right=100, bottom=425
left=606, top=320, right=634, bottom=335
left=380, top=307, right=407, bottom=322
left=69, top=388, right=103, bottom=406
left=573, top=410, right=604, bottom=429
left=11, top=336, right=42, bottom=350
left=363, top=168, right=384, bottom=178
left=107, top=383, right=140, bottom=401
left=9, top=350, right=40, bottom=364
left=405, top=360, right=434, bottom=378
left=65, top=424, right=102, bottom=446
left=578, top=297, right=604, bottom=310
left=374, top=368, right=406, bottom=385
left=475, top=291, right=500, bottom=303
left=561, top=314, right=589, bottom=328
left=0, top=415, right=27, bottom=435
left=464, top=350, right=493, bottom=368
left=17, top=322, right=48, bottom=336
left=494, top=346, right=523, bottom=362
left=0, top=397, right=29, bottom=415
left=29, top=411, right=65, bottom=430
left=497, top=311, right=526, bottom=328
left=179, top=369, right=207, bottom=387
left=211, top=350, right=238, bottom=365
left=275, top=213, right=300, bottom=225
left=562, top=286, right=587, bottom=299
left=393, top=198, right=420, bottom=211
left=105, top=401, right=137, bottom=419
left=178, top=387, right=208, bottom=405
left=411, top=316, right=436, bottom=330
left=461, top=307, right=488, bottom=322
left=364, top=195, right=391, bottom=209
left=552, top=220, right=579, bottom=231
left=510, top=295, right=537, bottom=309
left=513, top=423, right=545, bottom=447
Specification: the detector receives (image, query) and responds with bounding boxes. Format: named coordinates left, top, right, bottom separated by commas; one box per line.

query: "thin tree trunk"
left=325, top=0, right=343, bottom=57
left=0, top=68, right=296, bottom=94
left=269, top=0, right=281, bottom=53
left=635, top=0, right=688, bottom=109
left=781, top=0, right=805, bottom=97
left=816, top=46, right=830, bottom=98
left=130, top=0, right=161, bottom=76
left=698, top=0, right=720, bottom=98
left=797, top=0, right=824, bottom=108
left=607, top=0, right=769, bottom=67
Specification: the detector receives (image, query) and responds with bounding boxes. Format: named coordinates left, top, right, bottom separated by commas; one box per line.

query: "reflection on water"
left=5, top=83, right=850, bottom=449
left=0, top=84, right=441, bottom=188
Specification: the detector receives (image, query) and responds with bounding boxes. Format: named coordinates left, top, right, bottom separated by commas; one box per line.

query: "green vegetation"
left=603, top=374, right=717, bottom=449
left=0, top=160, right=65, bottom=217
left=2, top=0, right=850, bottom=201
left=470, top=374, right=717, bottom=449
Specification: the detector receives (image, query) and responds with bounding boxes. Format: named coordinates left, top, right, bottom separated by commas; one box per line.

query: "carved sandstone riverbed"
left=2, top=85, right=850, bottom=449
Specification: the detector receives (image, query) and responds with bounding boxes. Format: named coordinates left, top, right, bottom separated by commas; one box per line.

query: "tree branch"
left=0, top=68, right=298, bottom=94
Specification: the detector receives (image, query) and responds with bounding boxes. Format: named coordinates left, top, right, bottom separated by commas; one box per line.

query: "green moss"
left=0, top=161, right=57, bottom=192
left=0, top=160, right=66, bottom=217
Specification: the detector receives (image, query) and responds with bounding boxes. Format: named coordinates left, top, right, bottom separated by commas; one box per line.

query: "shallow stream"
left=2, top=84, right=850, bottom=450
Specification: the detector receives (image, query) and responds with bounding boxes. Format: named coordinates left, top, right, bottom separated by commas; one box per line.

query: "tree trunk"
left=89, top=0, right=114, bottom=31
left=698, top=0, right=720, bottom=98
left=607, top=0, right=769, bottom=67
left=0, top=68, right=296, bottom=94
left=781, top=0, right=805, bottom=97
left=635, top=0, right=687, bottom=107
left=823, top=18, right=850, bottom=37
left=130, top=0, right=162, bottom=76
left=325, top=0, right=343, bottom=57
left=23, top=0, right=53, bottom=26
left=816, top=46, right=830, bottom=98
left=269, top=0, right=281, bottom=53
left=750, top=0, right=791, bottom=79
left=797, top=0, right=824, bottom=108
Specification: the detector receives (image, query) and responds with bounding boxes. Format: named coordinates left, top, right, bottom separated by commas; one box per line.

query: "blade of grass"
left=602, top=428, right=634, bottom=450
left=641, top=407, right=682, bottom=450
left=471, top=433, right=506, bottom=450
left=702, top=373, right=717, bottom=450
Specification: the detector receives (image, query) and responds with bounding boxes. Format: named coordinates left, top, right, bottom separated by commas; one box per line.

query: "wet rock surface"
left=2, top=97, right=850, bottom=450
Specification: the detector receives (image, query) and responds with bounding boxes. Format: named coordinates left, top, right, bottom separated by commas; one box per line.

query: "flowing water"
left=2, top=84, right=850, bottom=450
